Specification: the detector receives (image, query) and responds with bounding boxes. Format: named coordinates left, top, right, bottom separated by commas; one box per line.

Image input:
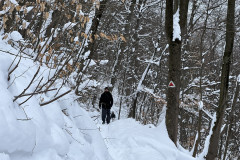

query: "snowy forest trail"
left=96, top=119, right=195, bottom=160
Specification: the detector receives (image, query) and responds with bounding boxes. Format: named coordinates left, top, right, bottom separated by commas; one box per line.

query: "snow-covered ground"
left=0, top=30, right=196, bottom=160
left=97, top=119, right=195, bottom=160
left=0, top=31, right=111, bottom=160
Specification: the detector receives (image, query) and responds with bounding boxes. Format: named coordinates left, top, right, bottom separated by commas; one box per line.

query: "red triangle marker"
left=168, top=81, right=175, bottom=88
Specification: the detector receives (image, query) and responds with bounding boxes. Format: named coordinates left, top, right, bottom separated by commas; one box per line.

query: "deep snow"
left=0, top=31, right=111, bottom=160
left=96, top=119, right=195, bottom=160
left=0, top=30, right=196, bottom=160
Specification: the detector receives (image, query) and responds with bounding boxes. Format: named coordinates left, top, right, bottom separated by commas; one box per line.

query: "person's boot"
left=102, top=121, right=105, bottom=124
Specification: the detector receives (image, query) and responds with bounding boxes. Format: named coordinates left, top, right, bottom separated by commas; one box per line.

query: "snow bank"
left=98, top=119, right=195, bottom=160
left=0, top=33, right=111, bottom=160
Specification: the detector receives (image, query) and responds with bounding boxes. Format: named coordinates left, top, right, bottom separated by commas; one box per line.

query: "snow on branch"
left=198, top=101, right=203, bottom=110
left=136, top=53, right=154, bottom=92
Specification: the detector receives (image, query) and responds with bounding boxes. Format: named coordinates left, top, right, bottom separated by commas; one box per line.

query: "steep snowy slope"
left=0, top=32, right=112, bottom=160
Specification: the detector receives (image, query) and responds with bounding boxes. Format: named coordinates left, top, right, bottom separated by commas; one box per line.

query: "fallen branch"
left=78, top=128, right=98, bottom=130
left=73, top=115, right=83, bottom=118
left=17, top=118, right=32, bottom=121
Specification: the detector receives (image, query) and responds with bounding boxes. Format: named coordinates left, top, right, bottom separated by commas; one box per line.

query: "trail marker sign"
left=168, top=81, right=176, bottom=88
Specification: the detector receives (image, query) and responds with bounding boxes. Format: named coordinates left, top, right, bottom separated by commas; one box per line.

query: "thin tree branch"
left=40, top=89, right=71, bottom=106
left=13, top=66, right=40, bottom=102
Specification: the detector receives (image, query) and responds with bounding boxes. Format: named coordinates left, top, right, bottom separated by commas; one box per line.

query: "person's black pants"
left=102, top=108, right=111, bottom=124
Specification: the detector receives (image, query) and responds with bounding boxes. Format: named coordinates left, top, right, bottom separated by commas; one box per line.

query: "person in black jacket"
left=99, top=87, right=113, bottom=124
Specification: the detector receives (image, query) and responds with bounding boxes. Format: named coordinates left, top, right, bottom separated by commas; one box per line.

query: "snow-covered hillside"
left=0, top=32, right=111, bottom=160
left=0, top=31, right=196, bottom=160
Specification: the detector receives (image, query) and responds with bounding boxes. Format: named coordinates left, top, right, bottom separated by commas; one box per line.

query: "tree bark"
left=206, top=0, right=235, bottom=159
left=223, top=81, right=239, bottom=160
left=165, top=0, right=189, bottom=145
left=192, top=108, right=202, bottom=157
left=192, top=1, right=210, bottom=155
left=179, top=0, right=189, bottom=36
left=75, top=0, right=108, bottom=94
left=165, top=0, right=181, bottom=145
left=128, top=92, right=139, bottom=119
left=110, top=0, right=136, bottom=88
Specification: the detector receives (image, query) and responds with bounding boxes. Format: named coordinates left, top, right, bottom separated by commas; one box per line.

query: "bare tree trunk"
left=165, top=0, right=181, bottom=145
left=188, top=0, right=197, bottom=33
left=118, top=68, right=126, bottom=120
left=179, top=0, right=189, bottom=36
left=110, top=0, right=136, bottom=88
left=192, top=108, right=202, bottom=157
left=193, top=2, right=210, bottom=155
left=165, top=0, right=189, bottom=145
left=223, top=80, right=239, bottom=160
left=75, top=0, right=108, bottom=94
left=128, top=56, right=151, bottom=118
left=128, top=92, right=139, bottom=119
left=206, top=0, right=235, bottom=159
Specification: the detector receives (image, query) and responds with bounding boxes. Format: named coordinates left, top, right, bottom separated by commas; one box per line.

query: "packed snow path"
left=97, top=119, right=195, bottom=160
